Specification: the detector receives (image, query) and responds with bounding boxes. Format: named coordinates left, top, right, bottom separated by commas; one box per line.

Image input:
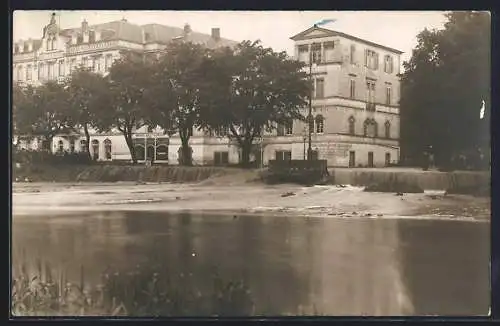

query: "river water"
left=12, top=211, right=490, bottom=316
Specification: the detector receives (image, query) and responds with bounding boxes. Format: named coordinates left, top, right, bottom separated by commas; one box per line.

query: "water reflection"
left=12, top=211, right=489, bottom=316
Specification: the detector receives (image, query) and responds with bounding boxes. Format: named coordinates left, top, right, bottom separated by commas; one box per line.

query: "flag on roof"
left=314, top=19, right=337, bottom=27
left=480, top=100, right=485, bottom=119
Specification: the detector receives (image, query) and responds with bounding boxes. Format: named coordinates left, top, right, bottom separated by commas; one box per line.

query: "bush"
left=13, top=149, right=92, bottom=166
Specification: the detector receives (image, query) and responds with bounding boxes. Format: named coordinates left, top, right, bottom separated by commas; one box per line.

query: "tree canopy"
left=400, top=11, right=490, bottom=168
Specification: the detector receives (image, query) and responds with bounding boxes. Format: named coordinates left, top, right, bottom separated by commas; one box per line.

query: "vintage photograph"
left=11, top=10, right=490, bottom=317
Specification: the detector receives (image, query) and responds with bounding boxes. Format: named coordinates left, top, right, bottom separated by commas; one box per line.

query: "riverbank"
left=13, top=164, right=490, bottom=196
left=12, top=182, right=490, bottom=222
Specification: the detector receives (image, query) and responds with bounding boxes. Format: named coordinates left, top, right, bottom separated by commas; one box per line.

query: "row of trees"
left=13, top=40, right=311, bottom=166
left=399, top=11, right=490, bottom=169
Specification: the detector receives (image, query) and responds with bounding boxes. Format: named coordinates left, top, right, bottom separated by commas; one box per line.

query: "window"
left=77, top=35, right=83, bottom=44
left=70, top=139, right=75, bottom=153
left=14, top=45, right=19, bottom=53
left=277, top=124, right=285, bottom=136
left=349, top=79, right=356, bottom=99
left=89, top=31, right=96, bottom=43
left=384, top=55, right=394, bottom=74
left=350, top=44, right=356, bottom=64
left=91, top=140, right=99, bottom=160
left=315, top=78, right=324, bottom=98
left=311, top=43, right=322, bottom=64
left=58, top=60, right=64, bottom=76
left=51, top=37, right=56, bottom=50
left=386, top=86, right=391, bottom=105
left=47, top=62, right=54, bottom=80
left=80, top=139, right=87, bottom=152
left=364, top=119, right=378, bottom=138
left=366, top=80, right=376, bottom=105
left=385, top=120, right=391, bottom=138
left=57, top=140, right=64, bottom=153
left=298, top=45, right=308, bottom=63
left=23, top=44, right=29, bottom=52
left=104, top=54, right=112, bottom=71
left=214, top=151, right=229, bottom=166
left=214, top=126, right=228, bottom=137
left=385, top=153, right=391, bottom=166
left=348, top=116, right=355, bottom=135
left=324, top=41, right=335, bottom=62
left=364, top=49, right=379, bottom=70
left=46, top=38, right=51, bottom=51
left=104, top=139, right=112, bottom=160
left=368, top=152, right=374, bottom=167
left=275, top=150, right=292, bottom=161
left=26, top=65, right=32, bottom=81
left=315, top=115, right=324, bottom=134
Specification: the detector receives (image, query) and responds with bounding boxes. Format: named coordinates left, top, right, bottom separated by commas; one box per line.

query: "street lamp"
left=307, top=42, right=318, bottom=161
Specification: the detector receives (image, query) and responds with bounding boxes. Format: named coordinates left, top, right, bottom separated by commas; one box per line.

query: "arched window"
left=363, top=119, right=378, bottom=138
left=91, top=139, right=99, bottom=160
left=57, top=140, right=64, bottom=153
left=348, top=116, right=356, bottom=135
left=80, top=139, right=87, bottom=152
left=385, top=120, right=391, bottom=138
left=315, top=115, right=324, bottom=134
left=104, top=139, right=112, bottom=160
left=285, top=120, right=293, bottom=135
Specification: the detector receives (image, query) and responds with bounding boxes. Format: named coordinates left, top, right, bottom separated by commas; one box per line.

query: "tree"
left=147, top=41, right=209, bottom=166
left=198, top=40, right=311, bottom=167
left=103, top=51, right=156, bottom=164
left=66, top=67, right=112, bottom=159
left=400, top=11, right=490, bottom=168
left=13, top=81, right=72, bottom=151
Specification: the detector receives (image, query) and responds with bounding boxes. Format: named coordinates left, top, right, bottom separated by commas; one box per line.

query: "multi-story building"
left=13, top=16, right=401, bottom=167
left=13, top=13, right=241, bottom=164
left=259, top=25, right=402, bottom=167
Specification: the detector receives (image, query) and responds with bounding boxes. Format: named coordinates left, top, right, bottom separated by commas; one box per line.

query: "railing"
left=365, top=102, right=376, bottom=111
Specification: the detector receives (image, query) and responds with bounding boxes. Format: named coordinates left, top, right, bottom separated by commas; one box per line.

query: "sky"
left=13, top=11, right=448, bottom=67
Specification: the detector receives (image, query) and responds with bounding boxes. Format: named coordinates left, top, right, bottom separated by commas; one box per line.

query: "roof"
left=16, top=18, right=238, bottom=53
left=290, top=26, right=404, bottom=54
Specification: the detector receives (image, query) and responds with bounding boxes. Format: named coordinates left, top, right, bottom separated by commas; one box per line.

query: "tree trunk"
left=180, top=134, right=192, bottom=166
left=124, top=131, right=137, bottom=164
left=83, top=123, right=92, bottom=161
left=240, top=140, right=253, bottom=168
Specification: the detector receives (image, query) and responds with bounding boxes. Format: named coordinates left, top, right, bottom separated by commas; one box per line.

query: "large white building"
left=261, top=25, right=402, bottom=168
left=13, top=14, right=401, bottom=167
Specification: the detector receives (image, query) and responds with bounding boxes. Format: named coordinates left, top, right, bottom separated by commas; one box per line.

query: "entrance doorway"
left=349, top=151, right=356, bottom=168
left=368, top=151, right=374, bottom=167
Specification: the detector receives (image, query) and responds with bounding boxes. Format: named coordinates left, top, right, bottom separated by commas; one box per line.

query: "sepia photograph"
left=11, top=10, right=490, bottom=317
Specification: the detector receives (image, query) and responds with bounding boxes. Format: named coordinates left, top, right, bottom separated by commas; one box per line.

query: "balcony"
left=365, top=102, right=376, bottom=111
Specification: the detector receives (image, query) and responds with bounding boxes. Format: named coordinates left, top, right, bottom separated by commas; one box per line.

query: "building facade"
left=260, top=25, right=402, bottom=168
left=13, top=16, right=401, bottom=167
left=13, top=13, right=242, bottom=165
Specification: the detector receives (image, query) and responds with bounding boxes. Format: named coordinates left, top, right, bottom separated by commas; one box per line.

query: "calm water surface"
left=12, top=211, right=490, bottom=316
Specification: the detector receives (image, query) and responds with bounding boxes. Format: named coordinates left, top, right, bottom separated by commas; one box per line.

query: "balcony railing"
left=365, top=102, right=376, bottom=111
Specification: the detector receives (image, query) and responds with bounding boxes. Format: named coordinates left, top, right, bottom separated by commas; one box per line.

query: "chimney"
left=211, top=28, right=220, bottom=41
left=183, top=23, right=192, bottom=35
left=82, top=19, right=88, bottom=32
left=27, top=38, right=33, bottom=52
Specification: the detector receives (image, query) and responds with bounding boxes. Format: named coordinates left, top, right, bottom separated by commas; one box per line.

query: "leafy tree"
left=13, top=81, right=72, bottom=151
left=147, top=42, right=209, bottom=166
left=102, top=51, right=157, bottom=164
left=198, top=40, right=311, bottom=167
left=65, top=67, right=112, bottom=159
left=400, top=11, right=490, bottom=168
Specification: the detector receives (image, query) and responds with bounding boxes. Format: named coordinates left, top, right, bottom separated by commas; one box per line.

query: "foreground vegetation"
left=12, top=260, right=255, bottom=317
